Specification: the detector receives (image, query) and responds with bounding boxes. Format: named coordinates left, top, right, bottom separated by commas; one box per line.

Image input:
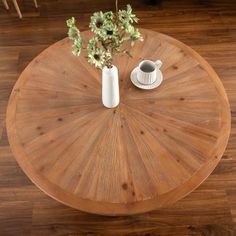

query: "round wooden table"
left=6, top=29, right=231, bottom=216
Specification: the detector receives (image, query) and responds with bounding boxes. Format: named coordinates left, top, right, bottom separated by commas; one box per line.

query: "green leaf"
left=66, top=4, right=143, bottom=69
left=66, top=17, right=75, bottom=27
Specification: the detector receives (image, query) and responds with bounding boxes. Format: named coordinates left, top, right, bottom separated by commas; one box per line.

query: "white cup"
left=137, top=60, right=162, bottom=85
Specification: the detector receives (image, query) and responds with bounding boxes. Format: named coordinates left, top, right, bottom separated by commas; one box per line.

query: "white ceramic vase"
left=102, top=65, right=119, bottom=108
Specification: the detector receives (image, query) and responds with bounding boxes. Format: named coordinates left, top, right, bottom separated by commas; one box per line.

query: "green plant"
left=66, top=3, right=143, bottom=69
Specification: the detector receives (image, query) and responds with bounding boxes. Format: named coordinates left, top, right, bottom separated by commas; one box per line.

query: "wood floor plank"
left=0, top=201, right=32, bottom=236
left=30, top=190, right=233, bottom=235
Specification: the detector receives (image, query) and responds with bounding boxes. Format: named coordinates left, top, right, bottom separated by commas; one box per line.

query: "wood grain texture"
left=6, top=29, right=230, bottom=215
left=1, top=0, right=236, bottom=234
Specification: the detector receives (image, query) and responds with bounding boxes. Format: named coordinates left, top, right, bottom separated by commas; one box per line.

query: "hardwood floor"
left=0, top=0, right=236, bottom=235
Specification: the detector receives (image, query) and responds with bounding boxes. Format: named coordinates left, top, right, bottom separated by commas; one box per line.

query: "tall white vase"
left=102, top=65, right=119, bottom=108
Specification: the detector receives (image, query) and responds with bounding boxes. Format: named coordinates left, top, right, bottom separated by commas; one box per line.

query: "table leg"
left=12, top=0, right=22, bottom=19
left=2, top=0, right=9, bottom=10
left=33, top=0, right=38, bottom=8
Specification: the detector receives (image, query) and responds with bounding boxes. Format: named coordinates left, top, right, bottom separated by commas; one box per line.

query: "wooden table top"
left=6, top=29, right=231, bottom=216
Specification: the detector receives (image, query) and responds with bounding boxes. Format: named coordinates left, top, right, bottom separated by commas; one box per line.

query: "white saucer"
left=130, top=67, right=163, bottom=90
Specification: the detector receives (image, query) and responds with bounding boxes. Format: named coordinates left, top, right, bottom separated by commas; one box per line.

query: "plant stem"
left=105, top=53, right=113, bottom=68
left=115, top=0, right=118, bottom=15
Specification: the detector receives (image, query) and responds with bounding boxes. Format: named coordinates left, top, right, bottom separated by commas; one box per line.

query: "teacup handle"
left=155, top=60, right=162, bottom=69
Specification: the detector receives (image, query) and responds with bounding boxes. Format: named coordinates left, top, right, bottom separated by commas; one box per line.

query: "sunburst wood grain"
left=6, top=29, right=230, bottom=216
